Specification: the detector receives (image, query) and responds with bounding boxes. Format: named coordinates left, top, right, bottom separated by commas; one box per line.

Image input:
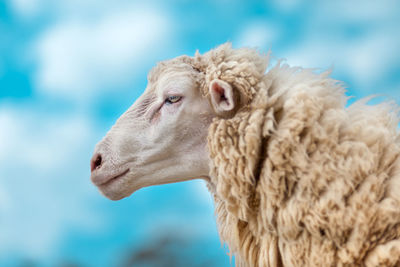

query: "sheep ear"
left=209, top=79, right=235, bottom=114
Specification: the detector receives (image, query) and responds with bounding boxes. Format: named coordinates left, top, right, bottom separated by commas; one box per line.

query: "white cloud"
left=347, top=34, right=399, bottom=87
left=0, top=106, right=91, bottom=170
left=8, top=0, right=125, bottom=19
left=283, top=27, right=400, bottom=94
left=235, top=20, right=280, bottom=49
left=7, top=0, right=43, bottom=18
left=315, top=0, right=399, bottom=24
left=32, top=5, right=173, bottom=101
left=0, top=105, right=104, bottom=258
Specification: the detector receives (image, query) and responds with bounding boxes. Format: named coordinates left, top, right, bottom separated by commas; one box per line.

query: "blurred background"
left=1, top=0, right=399, bottom=266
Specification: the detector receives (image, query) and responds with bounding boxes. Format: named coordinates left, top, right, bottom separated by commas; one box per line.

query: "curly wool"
left=200, top=44, right=400, bottom=266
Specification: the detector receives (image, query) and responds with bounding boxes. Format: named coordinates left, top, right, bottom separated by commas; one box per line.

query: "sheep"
left=90, top=43, right=400, bottom=266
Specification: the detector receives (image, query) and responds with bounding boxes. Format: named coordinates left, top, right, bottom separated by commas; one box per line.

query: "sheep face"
left=90, top=62, right=225, bottom=200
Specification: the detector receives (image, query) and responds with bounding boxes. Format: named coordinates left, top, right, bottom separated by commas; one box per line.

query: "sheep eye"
left=165, top=95, right=182, bottom=105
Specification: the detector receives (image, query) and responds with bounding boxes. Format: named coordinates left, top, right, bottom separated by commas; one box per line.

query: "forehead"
left=147, top=58, right=198, bottom=95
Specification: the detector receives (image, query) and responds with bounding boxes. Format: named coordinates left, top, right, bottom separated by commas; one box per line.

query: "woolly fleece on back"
left=195, top=44, right=400, bottom=266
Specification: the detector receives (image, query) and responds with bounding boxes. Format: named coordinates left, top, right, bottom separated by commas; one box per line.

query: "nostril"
left=91, top=154, right=103, bottom=172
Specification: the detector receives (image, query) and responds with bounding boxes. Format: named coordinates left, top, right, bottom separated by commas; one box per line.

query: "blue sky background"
left=1, top=0, right=399, bottom=266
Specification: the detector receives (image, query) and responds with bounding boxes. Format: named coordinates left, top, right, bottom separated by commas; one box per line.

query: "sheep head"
left=90, top=43, right=269, bottom=200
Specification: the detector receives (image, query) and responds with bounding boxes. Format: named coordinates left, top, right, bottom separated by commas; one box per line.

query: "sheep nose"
left=90, top=153, right=103, bottom=172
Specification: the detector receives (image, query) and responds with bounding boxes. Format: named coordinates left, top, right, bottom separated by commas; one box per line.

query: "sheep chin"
left=96, top=171, right=145, bottom=201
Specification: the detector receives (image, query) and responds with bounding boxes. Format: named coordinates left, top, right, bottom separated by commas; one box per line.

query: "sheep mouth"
left=94, top=169, right=130, bottom=187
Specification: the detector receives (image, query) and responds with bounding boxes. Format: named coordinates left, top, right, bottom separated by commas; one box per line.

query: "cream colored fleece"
left=194, top=44, right=400, bottom=267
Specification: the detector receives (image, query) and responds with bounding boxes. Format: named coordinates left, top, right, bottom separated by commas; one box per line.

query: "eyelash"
left=164, top=95, right=182, bottom=105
